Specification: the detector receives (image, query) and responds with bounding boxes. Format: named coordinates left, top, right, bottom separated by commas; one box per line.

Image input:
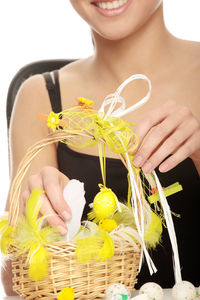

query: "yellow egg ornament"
left=88, top=185, right=120, bottom=222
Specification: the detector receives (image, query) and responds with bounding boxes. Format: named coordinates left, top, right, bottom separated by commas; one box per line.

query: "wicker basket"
left=12, top=241, right=140, bottom=299
left=8, top=131, right=142, bottom=299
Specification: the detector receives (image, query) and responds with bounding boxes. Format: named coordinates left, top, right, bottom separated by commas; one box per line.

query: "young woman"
left=2, top=0, right=200, bottom=295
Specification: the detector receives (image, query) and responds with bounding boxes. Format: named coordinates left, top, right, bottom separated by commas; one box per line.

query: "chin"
left=92, top=24, right=139, bottom=41
left=71, top=0, right=163, bottom=42
left=91, top=9, right=155, bottom=42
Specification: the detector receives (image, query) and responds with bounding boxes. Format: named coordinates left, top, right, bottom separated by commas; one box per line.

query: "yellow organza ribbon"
left=41, top=107, right=139, bottom=155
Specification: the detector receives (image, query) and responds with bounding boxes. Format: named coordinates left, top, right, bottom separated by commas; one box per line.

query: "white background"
left=0, top=0, right=200, bottom=297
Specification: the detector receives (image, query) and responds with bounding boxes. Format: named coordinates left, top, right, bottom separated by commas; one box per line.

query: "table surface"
left=0, top=289, right=177, bottom=299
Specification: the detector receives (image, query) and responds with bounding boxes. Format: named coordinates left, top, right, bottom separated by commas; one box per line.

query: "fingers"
left=41, top=166, right=71, bottom=221
left=142, top=117, right=198, bottom=173
left=38, top=193, right=68, bottom=235
left=133, top=107, right=185, bottom=167
left=132, top=100, right=200, bottom=173
left=24, top=167, right=70, bottom=235
left=133, top=100, right=176, bottom=150
left=159, top=129, right=200, bottom=172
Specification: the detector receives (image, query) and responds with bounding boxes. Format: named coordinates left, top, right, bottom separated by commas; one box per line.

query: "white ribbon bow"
left=99, top=74, right=182, bottom=283
left=99, top=74, right=151, bottom=118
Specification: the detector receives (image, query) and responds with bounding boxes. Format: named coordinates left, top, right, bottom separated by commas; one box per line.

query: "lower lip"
left=92, top=0, right=132, bottom=17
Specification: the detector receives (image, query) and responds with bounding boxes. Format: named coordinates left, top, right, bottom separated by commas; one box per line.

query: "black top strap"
left=43, top=70, right=62, bottom=113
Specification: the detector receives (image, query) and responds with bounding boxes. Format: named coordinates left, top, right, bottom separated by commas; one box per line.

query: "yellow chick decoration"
left=88, top=185, right=119, bottom=222
left=57, top=287, right=75, bottom=300
left=99, top=219, right=118, bottom=233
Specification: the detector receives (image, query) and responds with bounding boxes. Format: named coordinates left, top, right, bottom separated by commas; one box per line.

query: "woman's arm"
left=2, top=75, right=71, bottom=295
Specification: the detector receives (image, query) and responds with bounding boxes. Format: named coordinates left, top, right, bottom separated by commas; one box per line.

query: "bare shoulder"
left=9, top=73, right=59, bottom=180
left=173, top=39, right=200, bottom=117
left=179, top=39, right=200, bottom=71
left=13, top=73, right=52, bottom=116
left=185, top=41, right=200, bottom=115
left=10, top=74, right=52, bottom=147
left=60, top=57, right=92, bottom=74
left=58, top=57, right=95, bottom=108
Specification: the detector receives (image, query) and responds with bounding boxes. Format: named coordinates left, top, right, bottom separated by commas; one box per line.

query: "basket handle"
left=8, top=131, right=72, bottom=227
left=8, top=129, right=143, bottom=229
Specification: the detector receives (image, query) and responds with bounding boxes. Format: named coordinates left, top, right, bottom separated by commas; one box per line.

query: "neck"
left=92, top=5, right=173, bottom=84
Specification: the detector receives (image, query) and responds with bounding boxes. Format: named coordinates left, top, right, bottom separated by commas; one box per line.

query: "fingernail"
left=133, top=155, right=143, bottom=167
left=159, top=163, right=168, bottom=172
left=58, top=225, right=68, bottom=236
left=62, top=210, right=71, bottom=221
left=142, top=162, right=152, bottom=173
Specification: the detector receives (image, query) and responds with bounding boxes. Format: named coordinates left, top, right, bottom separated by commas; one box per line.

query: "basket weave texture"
left=8, top=132, right=142, bottom=299
left=12, top=240, right=140, bottom=299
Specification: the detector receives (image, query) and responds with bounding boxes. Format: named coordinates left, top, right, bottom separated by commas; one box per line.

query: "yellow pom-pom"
left=57, top=287, right=75, bottom=300
left=144, top=212, right=163, bottom=248
left=92, top=187, right=117, bottom=220
left=99, top=219, right=118, bottom=233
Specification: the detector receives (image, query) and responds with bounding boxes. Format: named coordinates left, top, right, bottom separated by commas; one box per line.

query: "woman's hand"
left=22, top=166, right=71, bottom=235
left=132, top=100, right=200, bottom=173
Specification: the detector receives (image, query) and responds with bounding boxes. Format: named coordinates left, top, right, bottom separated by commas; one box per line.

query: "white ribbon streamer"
left=125, top=150, right=157, bottom=274
left=98, top=74, right=182, bottom=283
left=153, top=171, right=182, bottom=283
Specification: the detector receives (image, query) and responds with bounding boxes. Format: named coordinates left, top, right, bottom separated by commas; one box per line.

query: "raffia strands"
left=134, top=171, right=146, bottom=229
left=12, top=241, right=140, bottom=300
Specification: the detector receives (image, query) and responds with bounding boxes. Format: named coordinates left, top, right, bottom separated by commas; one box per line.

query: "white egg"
left=139, top=282, right=164, bottom=300
left=132, top=295, right=149, bottom=300
left=105, top=283, right=131, bottom=300
left=111, top=295, right=123, bottom=300
left=111, top=295, right=129, bottom=300
left=172, top=281, right=196, bottom=300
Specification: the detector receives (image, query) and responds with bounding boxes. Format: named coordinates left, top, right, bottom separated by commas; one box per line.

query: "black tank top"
left=43, top=70, right=200, bottom=288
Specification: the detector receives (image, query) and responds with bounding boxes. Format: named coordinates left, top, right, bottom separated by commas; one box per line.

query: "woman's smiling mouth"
left=91, top=0, right=132, bottom=17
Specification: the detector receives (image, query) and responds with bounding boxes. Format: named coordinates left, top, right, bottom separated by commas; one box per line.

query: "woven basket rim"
left=11, top=238, right=141, bottom=251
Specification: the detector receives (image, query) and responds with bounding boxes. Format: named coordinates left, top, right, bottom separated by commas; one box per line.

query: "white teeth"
left=96, top=0, right=128, bottom=10
left=113, top=1, right=118, bottom=8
